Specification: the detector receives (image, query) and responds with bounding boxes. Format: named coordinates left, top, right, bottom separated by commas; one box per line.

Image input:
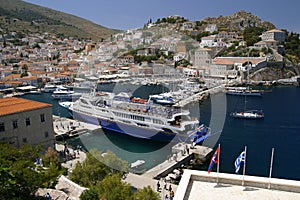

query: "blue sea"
left=22, top=85, right=300, bottom=180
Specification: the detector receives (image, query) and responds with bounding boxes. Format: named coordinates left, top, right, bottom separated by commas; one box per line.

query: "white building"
left=200, top=35, right=217, bottom=48
left=205, top=24, right=217, bottom=33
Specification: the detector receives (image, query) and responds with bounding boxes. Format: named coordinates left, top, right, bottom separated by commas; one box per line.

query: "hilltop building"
left=0, top=97, right=55, bottom=149
left=261, top=29, right=286, bottom=42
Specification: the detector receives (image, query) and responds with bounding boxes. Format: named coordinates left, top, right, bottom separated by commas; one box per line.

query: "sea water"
left=22, top=85, right=300, bottom=180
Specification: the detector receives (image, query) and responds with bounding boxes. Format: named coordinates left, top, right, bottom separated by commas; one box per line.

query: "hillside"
left=0, top=0, right=119, bottom=41
left=200, top=10, right=276, bottom=32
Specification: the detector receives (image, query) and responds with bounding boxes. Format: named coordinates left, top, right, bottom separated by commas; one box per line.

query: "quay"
left=124, top=143, right=213, bottom=199
left=53, top=115, right=101, bottom=140
left=174, top=84, right=226, bottom=107
left=142, top=143, right=212, bottom=179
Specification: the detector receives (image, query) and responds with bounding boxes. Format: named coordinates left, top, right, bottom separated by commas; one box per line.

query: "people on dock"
left=170, top=190, right=174, bottom=200
left=157, top=180, right=160, bottom=192
left=169, top=184, right=172, bottom=192
left=186, top=145, right=189, bottom=155
left=45, top=192, right=51, bottom=200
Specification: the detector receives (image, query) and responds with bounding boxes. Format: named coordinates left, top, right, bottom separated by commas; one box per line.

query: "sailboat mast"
left=247, top=50, right=250, bottom=87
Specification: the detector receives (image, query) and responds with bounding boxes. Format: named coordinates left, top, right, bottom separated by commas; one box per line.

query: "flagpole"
left=217, top=143, right=220, bottom=185
left=268, top=148, right=274, bottom=189
left=242, top=146, right=247, bottom=187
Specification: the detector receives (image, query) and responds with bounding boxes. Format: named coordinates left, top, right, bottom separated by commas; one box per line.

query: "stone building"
left=0, top=97, right=55, bottom=149
left=261, top=29, right=286, bottom=42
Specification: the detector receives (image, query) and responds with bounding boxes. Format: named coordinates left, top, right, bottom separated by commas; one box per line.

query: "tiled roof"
left=0, top=97, right=52, bottom=116
left=267, top=29, right=284, bottom=33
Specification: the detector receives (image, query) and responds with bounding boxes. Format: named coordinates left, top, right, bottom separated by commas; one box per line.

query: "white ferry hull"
left=72, top=110, right=199, bottom=143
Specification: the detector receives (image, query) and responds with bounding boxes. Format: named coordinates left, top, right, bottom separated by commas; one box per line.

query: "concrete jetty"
left=174, top=84, right=226, bottom=107
left=142, top=144, right=212, bottom=180
left=53, top=115, right=100, bottom=140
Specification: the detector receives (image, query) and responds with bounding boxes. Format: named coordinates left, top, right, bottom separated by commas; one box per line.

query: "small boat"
left=130, top=160, right=145, bottom=168
left=231, top=85, right=264, bottom=120
left=52, top=86, right=81, bottom=100
left=42, top=84, right=57, bottom=93
left=225, top=87, right=263, bottom=96
left=149, top=93, right=176, bottom=105
left=16, top=85, right=41, bottom=94
left=231, top=110, right=264, bottom=119
left=58, top=101, right=74, bottom=110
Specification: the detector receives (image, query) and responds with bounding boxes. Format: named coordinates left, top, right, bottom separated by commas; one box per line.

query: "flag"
left=234, top=150, right=246, bottom=174
left=208, top=146, right=220, bottom=173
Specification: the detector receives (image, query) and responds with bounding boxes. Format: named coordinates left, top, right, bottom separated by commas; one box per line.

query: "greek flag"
left=234, top=150, right=246, bottom=174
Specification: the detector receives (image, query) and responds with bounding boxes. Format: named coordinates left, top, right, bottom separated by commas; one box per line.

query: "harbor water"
left=22, top=85, right=300, bottom=180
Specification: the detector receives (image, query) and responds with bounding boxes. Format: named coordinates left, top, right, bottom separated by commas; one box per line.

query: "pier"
left=174, top=84, right=226, bottom=107
left=53, top=115, right=100, bottom=140
left=142, top=143, right=212, bottom=180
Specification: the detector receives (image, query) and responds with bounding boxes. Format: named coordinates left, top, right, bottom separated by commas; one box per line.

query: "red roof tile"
left=0, top=97, right=52, bottom=116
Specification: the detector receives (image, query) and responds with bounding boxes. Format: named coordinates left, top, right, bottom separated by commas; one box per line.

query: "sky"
left=23, top=0, right=300, bottom=33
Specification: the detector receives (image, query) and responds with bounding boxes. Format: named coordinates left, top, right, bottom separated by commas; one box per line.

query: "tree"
left=0, top=143, right=63, bottom=199
left=80, top=188, right=99, bottom=200
left=134, top=186, right=160, bottom=200
left=95, top=175, right=133, bottom=200
left=243, top=27, right=264, bottom=46
left=70, top=149, right=128, bottom=188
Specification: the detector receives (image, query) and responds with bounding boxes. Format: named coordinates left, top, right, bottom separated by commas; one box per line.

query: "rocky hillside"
left=251, top=66, right=299, bottom=81
left=201, top=10, right=276, bottom=32
left=0, top=0, right=119, bottom=41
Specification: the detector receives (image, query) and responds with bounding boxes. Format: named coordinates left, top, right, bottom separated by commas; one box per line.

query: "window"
left=44, top=131, right=49, bottom=138
left=13, top=120, right=18, bottom=129
left=23, top=138, right=27, bottom=143
left=40, top=114, right=45, bottom=123
left=25, top=117, right=30, bottom=126
left=0, top=122, right=5, bottom=132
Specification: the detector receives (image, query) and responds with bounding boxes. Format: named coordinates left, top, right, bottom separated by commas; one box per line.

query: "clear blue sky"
left=23, top=0, right=300, bottom=33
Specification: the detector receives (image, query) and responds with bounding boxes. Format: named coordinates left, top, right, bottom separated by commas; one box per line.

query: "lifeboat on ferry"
left=96, top=92, right=107, bottom=96
left=130, top=97, right=148, bottom=104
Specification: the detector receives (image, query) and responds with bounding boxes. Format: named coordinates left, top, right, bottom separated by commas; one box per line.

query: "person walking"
left=157, top=180, right=160, bottom=192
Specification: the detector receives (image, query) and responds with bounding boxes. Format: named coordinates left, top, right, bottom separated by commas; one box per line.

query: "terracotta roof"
left=267, top=29, right=284, bottom=33
left=0, top=97, right=52, bottom=116
left=213, top=58, right=234, bottom=65
left=20, top=76, right=38, bottom=81
left=213, top=57, right=266, bottom=65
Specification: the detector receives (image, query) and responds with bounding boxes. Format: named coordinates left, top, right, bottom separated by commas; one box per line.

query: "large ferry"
left=69, top=91, right=210, bottom=143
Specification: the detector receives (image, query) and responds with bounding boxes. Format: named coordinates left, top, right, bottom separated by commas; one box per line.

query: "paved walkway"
left=55, top=144, right=86, bottom=173
left=123, top=173, right=177, bottom=199
left=36, top=144, right=87, bottom=200
left=53, top=116, right=100, bottom=137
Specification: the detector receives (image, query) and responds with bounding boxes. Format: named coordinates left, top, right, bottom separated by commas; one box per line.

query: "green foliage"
left=191, top=31, right=210, bottom=42
left=79, top=188, right=99, bottom=200
left=73, top=149, right=156, bottom=200
left=0, top=143, right=63, bottom=200
left=284, top=32, right=300, bottom=64
left=95, top=174, right=133, bottom=200
left=155, top=16, right=187, bottom=24
left=134, top=186, right=160, bottom=200
left=0, top=0, right=118, bottom=40
left=243, top=27, right=264, bottom=46
left=70, top=149, right=128, bottom=188
left=175, top=59, right=191, bottom=67
left=20, top=72, right=28, bottom=78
